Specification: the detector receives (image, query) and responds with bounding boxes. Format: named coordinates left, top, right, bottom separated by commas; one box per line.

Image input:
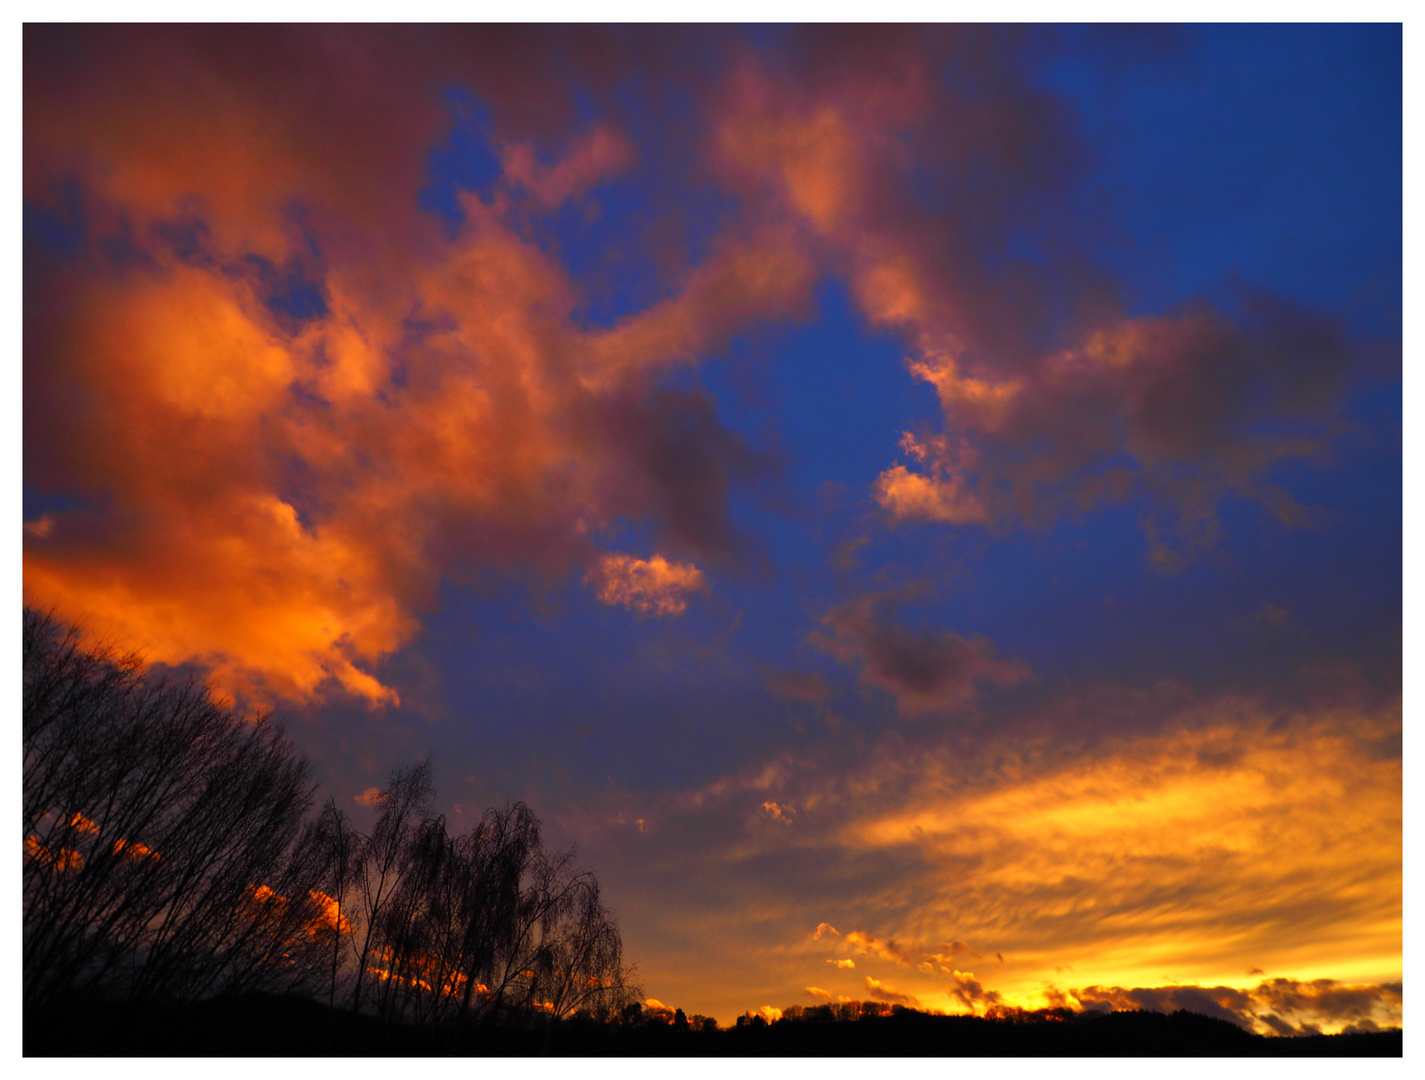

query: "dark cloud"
left=877, top=293, right=1366, bottom=570
left=945, top=969, right=1003, bottom=1012
left=863, top=976, right=919, bottom=1007
left=1069, top=978, right=1402, bottom=1036
left=810, top=590, right=1030, bottom=715
left=582, top=381, right=776, bottom=568
left=844, top=930, right=915, bottom=967
left=1250, top=976, right=1402, bottom=1024
left=926, top=940, right=982, bottom=966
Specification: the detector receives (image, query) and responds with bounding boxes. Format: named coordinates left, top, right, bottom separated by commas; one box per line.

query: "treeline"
left=26, top=992, right=1403, bottom=1057
left=22, top=608, right=637, bottom=1031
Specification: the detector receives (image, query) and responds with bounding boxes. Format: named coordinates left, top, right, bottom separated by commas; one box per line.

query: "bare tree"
left=348, top=759, right=433, bottom=1014
left=22, top=609, right=327, bottom=1009
left=307, top=798, right=362, bottom=1006
left=343, top=791, right=638, bottom=1028
left=24, top=610, right=638, bottom=1036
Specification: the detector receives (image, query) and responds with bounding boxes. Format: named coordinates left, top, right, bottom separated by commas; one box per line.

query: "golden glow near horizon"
left=603, top=695, right=1401, bottom=1032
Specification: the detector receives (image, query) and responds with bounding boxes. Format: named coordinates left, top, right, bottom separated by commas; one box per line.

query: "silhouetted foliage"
left=347, top=773, right=637, bottom=1026
left=349, top=759, right=435, bottom=1017
left=308, top=797, right=362, bottom=1007
left=23, top=608, right=637, bottom=1036
left=27, top=993, right=1402, bottom=1057
left=23, top=608, right=329, bottom=1008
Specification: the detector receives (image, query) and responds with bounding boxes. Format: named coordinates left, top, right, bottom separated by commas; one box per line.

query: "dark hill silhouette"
left=24, top=992, right=1401, bottom=1057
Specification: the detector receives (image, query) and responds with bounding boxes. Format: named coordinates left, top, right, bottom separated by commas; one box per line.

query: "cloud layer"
left=24, top=28, right=816, bottom=701
left=561, top=690, right=1400, bottom=1025
left=25, top=26, right=1390, bottom=704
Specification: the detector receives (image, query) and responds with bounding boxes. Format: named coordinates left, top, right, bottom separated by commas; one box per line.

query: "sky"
left=21, top=23, right=1403, bottom=1035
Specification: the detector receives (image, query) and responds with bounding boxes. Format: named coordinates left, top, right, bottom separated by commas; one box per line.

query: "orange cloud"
left=845, top=931, right=914, bottom=968
left=829, top=959, right=856, bottom=970
left=25, top=28, right=826, bottom=707
left=584, top=227, right=817, bottom=389
left=68, top=812, right=99, bottom=835
left=871, top=302, right=1354, bottom=569
left=711, top=43, right=929, bottom=239
left=24, top=179, right=762, bottom=704
left=26, top=835, right=84, bottom=873
left=24, top=26, right=647, bottom=261
left=307, top=890, right=353, bottom=936
left=585, top=554, right=705, bottom=617
left=761, top=800, right=793, bottom=824
left=805, top=986, right=831, bottom=1000
left=111, top=839, right=160, bottom=862
left=872, top=431, right=989, bottom=527
left=26, top=26, right=1379, bottom=715
left=718, top=91, right=862, bottom=233
left=873, top=463, right=987, bottom=526
left=642, top=998, right=679, bottom=1025
left=830, top=706, right=1402, bottom=1005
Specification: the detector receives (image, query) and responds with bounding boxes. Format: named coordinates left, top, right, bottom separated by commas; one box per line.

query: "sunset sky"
left=22, top=23, right=1402, bottom=1034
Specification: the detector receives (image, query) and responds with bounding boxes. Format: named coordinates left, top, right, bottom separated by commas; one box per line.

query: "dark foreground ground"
left=26, top=993, right=1402, bottom=1057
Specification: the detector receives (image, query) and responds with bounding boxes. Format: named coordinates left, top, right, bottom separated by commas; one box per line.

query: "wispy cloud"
left=559, top=691, right=1400, bottom=1021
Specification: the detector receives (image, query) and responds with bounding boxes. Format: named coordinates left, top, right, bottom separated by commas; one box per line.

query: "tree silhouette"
left=23, top=608, right=638, bottom=1038
left=349, top=789, right=638, bottom=1026
left=349, top=760, right=434, bottom=1015
left=307, top=797, right=362, bottom=1006
left=23, top=608, right=328, bottom=1008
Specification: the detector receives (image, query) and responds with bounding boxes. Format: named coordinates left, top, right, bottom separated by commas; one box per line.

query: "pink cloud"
left=501, top=124, right=635, bottom=207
